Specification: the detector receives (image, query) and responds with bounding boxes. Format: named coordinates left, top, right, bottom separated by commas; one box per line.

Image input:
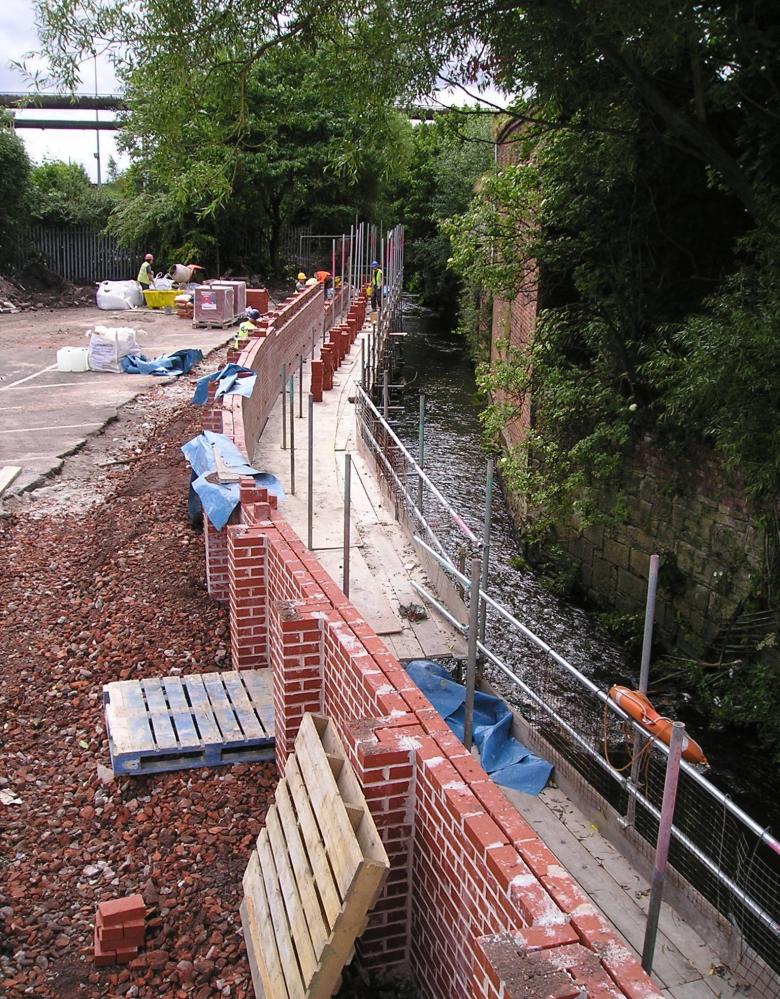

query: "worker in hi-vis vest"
left=370, top=260, right=383, bottom=311
left=137, top=253, right=154, bottom=289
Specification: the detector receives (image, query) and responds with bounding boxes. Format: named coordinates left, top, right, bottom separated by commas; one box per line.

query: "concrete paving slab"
left=0, top=306, right=232, bottom=493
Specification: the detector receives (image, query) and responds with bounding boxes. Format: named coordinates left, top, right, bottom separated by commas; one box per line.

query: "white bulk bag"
left=96, top=280, right=144, bottom=310
left=87, top=325, right=140, bottom=372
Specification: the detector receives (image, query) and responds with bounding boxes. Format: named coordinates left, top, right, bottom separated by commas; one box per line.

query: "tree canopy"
left=0, top=121, right=32, bottom=266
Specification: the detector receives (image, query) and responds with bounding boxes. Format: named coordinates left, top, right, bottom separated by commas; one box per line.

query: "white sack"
left=96, top=280, right=144, bottom=310
left=87, top=325, right=140, bottom=373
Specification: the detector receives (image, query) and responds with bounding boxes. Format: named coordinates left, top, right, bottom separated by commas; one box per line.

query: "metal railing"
left=355, top=386, right=780, bottom=997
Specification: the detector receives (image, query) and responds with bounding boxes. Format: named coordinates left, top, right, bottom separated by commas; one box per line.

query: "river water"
left=389, top=300, right=779, bottom=834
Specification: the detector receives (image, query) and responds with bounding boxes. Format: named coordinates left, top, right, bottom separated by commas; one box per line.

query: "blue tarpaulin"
left=406, top=659, right=553, bottom=795
left=121, top=348, right=203, bottom=376
left=181, top=431, right=284, bottom=530
left=191, top=363, right=257, bottom=405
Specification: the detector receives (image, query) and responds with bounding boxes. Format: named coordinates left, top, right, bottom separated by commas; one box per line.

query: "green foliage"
left=28, top=160, right=120, bottom=226
left=106, top=44, right=409, bottom=271
left=0, top=121, right=31, bottom=265
left=388, top=113, right=494, bottom=317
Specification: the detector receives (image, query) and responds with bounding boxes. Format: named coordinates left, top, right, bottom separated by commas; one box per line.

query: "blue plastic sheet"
left=191, top=363, right=257, bottom=405
left=121, top=348, right=203, bottom=376
left=406, top=659, right=553, bottom=795
left=180, top=431, right=285, bottom=530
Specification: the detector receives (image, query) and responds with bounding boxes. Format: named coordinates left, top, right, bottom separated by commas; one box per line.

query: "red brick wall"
left=221, top=506, right=662, bottom=999
left=203, top=274, right=661, bottom=998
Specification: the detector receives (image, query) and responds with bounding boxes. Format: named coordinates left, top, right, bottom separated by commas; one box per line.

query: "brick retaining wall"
left=201, top=288, right=662, bottom=998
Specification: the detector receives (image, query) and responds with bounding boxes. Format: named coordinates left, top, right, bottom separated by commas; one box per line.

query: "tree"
left=28, top=160, right=119, bottom=226
left=93, top=42, right=408, bottom=271
left=389, top=112, right=494, bottom=319
left=0, top=121, right=31, bottom=267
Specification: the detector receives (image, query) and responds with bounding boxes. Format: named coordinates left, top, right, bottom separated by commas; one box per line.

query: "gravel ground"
left=0, top=359, right=277, bottom=998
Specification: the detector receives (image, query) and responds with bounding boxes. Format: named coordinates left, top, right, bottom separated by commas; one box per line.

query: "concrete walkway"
left=251, top=325, right=465, bottom=662
left=251, top=320, right=749, bottom=998
left=0, top=306, right=233, bottom=494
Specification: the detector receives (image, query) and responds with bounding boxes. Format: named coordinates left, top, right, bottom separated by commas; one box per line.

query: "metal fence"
left=354, top=383, right=780, bottom=997
left=14, top=224, right=139, bottom=284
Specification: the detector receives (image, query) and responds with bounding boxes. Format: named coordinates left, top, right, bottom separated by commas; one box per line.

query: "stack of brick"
left=93, top=895, right=146, bottom=967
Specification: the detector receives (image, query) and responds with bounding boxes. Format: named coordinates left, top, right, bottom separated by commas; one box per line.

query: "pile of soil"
left=0, top=263, right=96, bottom=314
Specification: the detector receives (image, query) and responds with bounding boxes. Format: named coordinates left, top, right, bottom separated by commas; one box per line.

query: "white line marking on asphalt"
left=6, top=381, right=90, bottom=390
left=0, top=422, right=104, bottom=434
left=0, top=363, right=58, bottom=392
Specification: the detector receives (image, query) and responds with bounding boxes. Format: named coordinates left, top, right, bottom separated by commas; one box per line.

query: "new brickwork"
left=204, top=286, right=662, bottom=998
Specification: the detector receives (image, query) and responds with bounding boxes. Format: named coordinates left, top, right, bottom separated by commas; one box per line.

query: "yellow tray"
left=143, top=289, right=178, bottom=308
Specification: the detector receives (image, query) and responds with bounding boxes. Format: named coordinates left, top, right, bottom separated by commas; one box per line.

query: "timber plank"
left=221, top=671, right=265, bottom=740
left=202, top=672, right=245, bottom=742
left=285, top=755, right=342, bottom=928
left=242, top=853, right=289, bottom=999
left=241, top=670, right=275, bottom=733
left=257, top=830, right=306, bottom=999
left=266, top=806, right=318, bottom=983
left=0, top=465, right=21, bottom=498
left=275, top=778, right=330, bottom=953
left=160, top=675, right=201, bottom=747
left=140, top=678, right=178, bottom=749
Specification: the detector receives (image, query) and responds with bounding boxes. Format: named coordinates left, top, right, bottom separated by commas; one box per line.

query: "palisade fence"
left=355, top=376, right=780, bottom=998
left=14, top=225, right=140, bottom=285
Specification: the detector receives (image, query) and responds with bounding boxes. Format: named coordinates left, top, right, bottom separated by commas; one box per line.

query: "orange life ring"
left=609, top=685, right=708, bottom=766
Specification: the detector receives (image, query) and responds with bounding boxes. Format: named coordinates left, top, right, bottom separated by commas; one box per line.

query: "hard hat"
left=371, top=260, right=378, bottom=268
left=297, top=272, right=306, bottom=281
left=145, top=253, right=154, bottom=262
left=246, top=308, right=260, bottom=320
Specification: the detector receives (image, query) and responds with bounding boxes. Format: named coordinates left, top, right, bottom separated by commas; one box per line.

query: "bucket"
left=57, top=346, right=90, bottom=372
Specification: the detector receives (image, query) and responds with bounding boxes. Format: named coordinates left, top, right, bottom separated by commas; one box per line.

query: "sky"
left=0, top=0, right=128, bottom=182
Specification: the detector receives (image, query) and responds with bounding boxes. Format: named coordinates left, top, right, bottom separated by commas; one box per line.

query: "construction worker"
left=137, top=253, right=155, bottom=290
left=370, top=260, right=383, bottom=311
left=295, top=272, right=307, bottom=292
left=234, top=308, right=262, bottom=350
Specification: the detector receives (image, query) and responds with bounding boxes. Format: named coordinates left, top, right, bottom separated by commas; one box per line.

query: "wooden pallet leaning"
left=103, top=669, right=275, bottom=776
left=241, top=713, right=390, bottom=999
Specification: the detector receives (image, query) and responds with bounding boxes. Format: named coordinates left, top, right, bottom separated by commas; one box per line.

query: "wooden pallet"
left=241, top=714, right=389, bottom=999
left=0, top=466, right=21, bottom=498
left=192, top=316, right=239, bottom=329
left=103, top=670, right=275, bottom=776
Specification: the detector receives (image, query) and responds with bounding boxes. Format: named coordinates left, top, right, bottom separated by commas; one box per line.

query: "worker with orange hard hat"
left=137, top=253, right=155, bottom=290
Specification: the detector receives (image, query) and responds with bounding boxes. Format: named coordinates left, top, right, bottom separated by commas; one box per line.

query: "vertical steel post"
left=417, top=394, right=425, bottom=515
left=289, top=377, right=295, bottom=495
left=343, top=453, right=351, bottom=597
left=463, top=556, right=481, bottom=752
left=627, top=553, right=661, bottom=826
left=379, top=223, right=385, bottom=324
left=457, top=546, right=466, bottom=599
left=281, top=364, right=287, bottom=449
left=640, top=554, right=660, bottom=694
left=383, top=369, right=389, bottom=419
left=642, top=721, right=685, bottom=975
left=479, top=458, right=494, bottom=643
left=361, top=337, right=366, bottom=387
left=307, top=394, right=314, bottom=550
left=348, top=224, right=354, bottom=298
left=299, top=354, right=303, bottom=418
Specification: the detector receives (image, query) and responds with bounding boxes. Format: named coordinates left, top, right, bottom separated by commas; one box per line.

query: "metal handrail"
left=409, top=575, right=780, bottom=938
left=355, top=383, right=479, bottom=544
left=412, top=533, right=780, bottom=859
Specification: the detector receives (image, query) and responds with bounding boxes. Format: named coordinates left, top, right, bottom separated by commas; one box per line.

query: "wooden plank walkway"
left=503, top=784, right=748, bottom=998
left=103, top=670, right=275, bottom=775
left=241, top=714, right=389, bottom=999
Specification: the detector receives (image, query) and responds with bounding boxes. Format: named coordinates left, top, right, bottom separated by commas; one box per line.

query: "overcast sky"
left=0, top=0, right=128, bottom=181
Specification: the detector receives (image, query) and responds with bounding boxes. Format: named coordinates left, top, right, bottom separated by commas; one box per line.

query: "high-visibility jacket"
left=234, top=320, right=255, bottom=350
left=137, top=261, right=153, bottom=287
left=371, top=267, right=383, bottom=289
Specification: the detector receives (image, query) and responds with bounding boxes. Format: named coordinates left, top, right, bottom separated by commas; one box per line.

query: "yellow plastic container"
left=143, top=289, right=179, bottom=309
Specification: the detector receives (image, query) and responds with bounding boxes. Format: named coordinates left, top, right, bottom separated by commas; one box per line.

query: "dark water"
left=390, top=301, right=779, bottom=834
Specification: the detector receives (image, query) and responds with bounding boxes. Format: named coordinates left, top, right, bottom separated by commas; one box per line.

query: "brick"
left=97, top=895, right=145, bottom=927
left=93, top=925, right=116, bottom=966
